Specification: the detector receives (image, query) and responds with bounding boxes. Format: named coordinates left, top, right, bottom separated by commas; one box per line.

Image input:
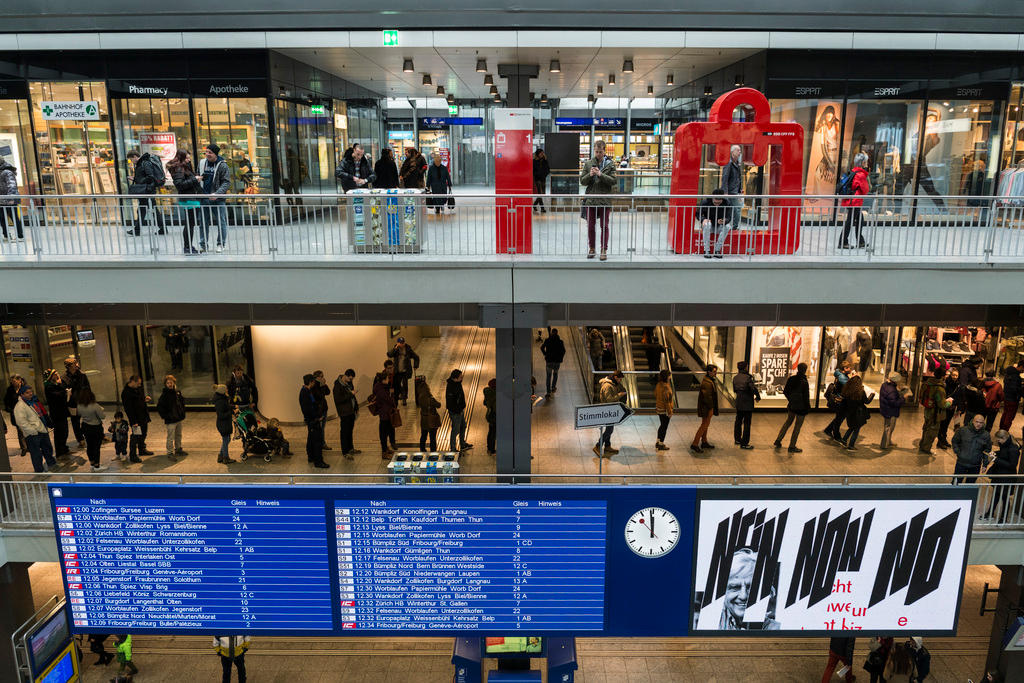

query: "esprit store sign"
left=41, top=101, right=100, bottom=120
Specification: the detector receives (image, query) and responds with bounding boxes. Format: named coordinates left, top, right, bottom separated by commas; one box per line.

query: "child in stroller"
left=233, top=408, right=272, bottom=462
left=265, top=418, right=292, bottom=457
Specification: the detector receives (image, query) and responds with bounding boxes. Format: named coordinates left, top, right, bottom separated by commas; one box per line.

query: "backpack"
left=824, top=382, right=842, bottom=410
left=837, top=171, right=855, bottom=196
left=146, top=156, right=166, bottom=187
left=919, top=383, right=936, bottom=409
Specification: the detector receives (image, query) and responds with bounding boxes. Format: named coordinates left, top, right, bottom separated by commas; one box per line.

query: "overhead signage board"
left=47, top=484, right=972, bottom=638
left=418, top=117, right=484, bottom=129
left=40, top=101, right=99, bottom=121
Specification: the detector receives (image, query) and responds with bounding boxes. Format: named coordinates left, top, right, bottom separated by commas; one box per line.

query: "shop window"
left=213, top=326, right=249, bottom=382
left=192, top=97, right=272, bottom=195
left=113, top=97, right=195, bottom=193
left=30, top=81, right=115, bottom=195
left=0, top=99, right=39, bottom=194
left=821, top=326, right=900, bottom=402
left=1001, top=84, right=1024, bottom=169
left=275, top=100, right=336, bottom=196
left=750, top=326, right=821, bottom=408
left=771, top=99, right=843, bottom=213
left=140, top=325, right=216, bottom=404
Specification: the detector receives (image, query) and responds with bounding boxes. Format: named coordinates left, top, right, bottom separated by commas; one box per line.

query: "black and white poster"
left=691, top=489, right=975, bottom=635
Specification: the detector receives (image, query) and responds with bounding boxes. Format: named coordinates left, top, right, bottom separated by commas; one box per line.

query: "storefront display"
left=275, top=99, right=336, bottom=195
left=0, top=82, right=38, bottom=195
left=31, top=81, right=115, bottom=196
left=750, top=326, right=821, bottom=407
left=193, top=87, right=272, bottom=196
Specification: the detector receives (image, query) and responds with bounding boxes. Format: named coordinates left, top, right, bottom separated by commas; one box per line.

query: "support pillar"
left=497, top=64, right=539, bottom=109
left=985, top=565, right=1024, bottom=678
left=0, top=564, right=34, bottom=678
left=481, top=304, right=544, bottom=476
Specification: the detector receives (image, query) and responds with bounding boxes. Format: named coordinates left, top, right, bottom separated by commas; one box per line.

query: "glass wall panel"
left=771, top=98, right=842, bottom=212
left=750, top=326, right=822, bottom=408
left=192, top=97, right=272, bottom=195
left=275, top=99, right=335, bottom=195
left=113, top=96, right=194, bottom=189
left=141, top=325, right=216, bottom=404
left=0, top=99, right=39, bottom=194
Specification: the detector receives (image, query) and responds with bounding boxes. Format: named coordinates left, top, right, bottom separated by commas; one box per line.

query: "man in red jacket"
left=839, top=152, right=870, bottom=249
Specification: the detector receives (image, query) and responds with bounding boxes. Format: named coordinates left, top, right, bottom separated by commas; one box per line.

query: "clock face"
left=625, top=507, right=680, bottom=558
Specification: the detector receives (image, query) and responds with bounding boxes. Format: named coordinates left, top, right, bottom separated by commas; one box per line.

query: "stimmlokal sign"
left=574, top=403, right=633, bottom=429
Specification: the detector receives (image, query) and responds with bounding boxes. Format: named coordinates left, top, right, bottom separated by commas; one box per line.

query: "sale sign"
left=139, top=132, right=177, bottom=176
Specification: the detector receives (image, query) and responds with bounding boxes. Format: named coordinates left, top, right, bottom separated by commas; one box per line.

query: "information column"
left=335, top=498, right=607, bottom=631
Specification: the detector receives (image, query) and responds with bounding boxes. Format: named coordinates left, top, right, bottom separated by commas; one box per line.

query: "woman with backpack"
left=168, top=150, right=203, bottom=254
left=838, top=152, right=870, bottom=249
left=839, top=373, right=875, bottom=451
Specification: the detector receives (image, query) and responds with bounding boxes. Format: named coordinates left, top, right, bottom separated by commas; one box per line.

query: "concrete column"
left=497, top=65, right=539, bottom=109
left=985, top=565, right=1024, bottom=678
left=481, top=305, right=544, bottom=476
left=0, top=562, right=35, bottom=678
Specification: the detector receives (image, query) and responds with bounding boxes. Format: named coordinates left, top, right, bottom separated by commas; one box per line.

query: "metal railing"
left=2, top=473, right=1020, bottom=530
left=1, top=192, right=1022, bottom=263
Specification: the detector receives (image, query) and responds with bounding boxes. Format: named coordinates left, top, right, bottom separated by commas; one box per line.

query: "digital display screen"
left=74, top=330, right=94, bottom=342
left=485, top=636, right=543, bottom=655
left=27, top=608, right=71, bottom=675
left=34, top=643, right=76, bottom=683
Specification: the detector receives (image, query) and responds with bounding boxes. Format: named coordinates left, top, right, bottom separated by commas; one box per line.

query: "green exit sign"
left=382, top=30, right=399, bottom=46
left=448, top=104, right=459, bottom=116
left=310, top=104, right=326, bottom=115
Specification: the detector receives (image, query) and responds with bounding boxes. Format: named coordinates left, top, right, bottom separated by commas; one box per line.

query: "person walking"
left=691, top=365, right=719, bottom=454
left=300, top=374, right=329, bottom=469
left=1000, top=361, right=1023, bottom=431
left=87, top=634, right=114, bottom=666
left=839, top=374, right=874, bottom=451
left=823, top=361, right=852, bottom=441
left=43, top=369, right=72, bottom=458
left=588, top=328, right=606, bottom=371
left=640, top=327, right=664, bottom=377
left=655, top=369, right=673, bottom=451
left=373, top=372, right=399, bottom=458
left=838, top=152, right=870, bottom=249
left=580, top=139, right=616, bottom=261
left=114, top=634, right=138, bottom=677
left=125, top=149, right=166, bottom=237
left=532, top=148, right=550, bottom=213
left=76, top=388, right=108, bottom=472
left=721, top=144, right=745, bottom=230
left=984, top=430, right=1020, bottom=520
left=213, top=385, right=236, bottom=464
left=312, top=370, right=331, bottom=450
left=121, top=375, right=152, bottom=463
left=374, top=148, right=400, bottom=189
left=415, top=376, right=441, bottom=453
left=197, top=143, right=230, bottom=253
left=952, top=413, right=992, bottom=484
left=819, top=636, right=855, bottom=683
left=879, top=371, right=910, bottom=450
left=863, top=636, right=894, bottom=683
left=594, top=370, right=626, bottom=456
left=63, top=356, right=91, bottom=449
left=387, top=337, right=420, bottom=406
left=426, top=153, right=453, bottom=214
left=697, top=188, right=732, bottom=258
left=908, top=637, right=931, bottom=683
left=0, top=156, right=24, bottom=241
left=336, top=143, right=376, bottom=191
left=333, top=369, right=361, bottom=459
left=982, top=369, right=1005, bottom=432
left=540, top=328, right=566, bottom=396
left=483, top=378, right=497, bottom=455
left=732, top=361, right=760, bottom=450
left=4, top=375, right=28, bottom=456
left=156, top=375, right=186, bottom=461
left=13, top=385, right=56, bottom=473
left=213, top=635, right=250, bottom=683
left=775, top=362, right=810, bottom=453
left=919, top=366, right=949, bottom=455
left=446, top=369, right=472, bottom=452
left=168, top=149, right=203, bottom=254
left=399, top=147, right=427, bottom=189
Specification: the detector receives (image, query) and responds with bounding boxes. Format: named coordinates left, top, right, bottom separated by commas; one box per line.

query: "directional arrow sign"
left=574, top=403, right=633, bottom=430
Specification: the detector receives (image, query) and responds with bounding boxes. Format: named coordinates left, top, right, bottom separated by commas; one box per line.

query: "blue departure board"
left=52, top=490, right=333, bottom=632
left=334, top=499, right=607, bottom=631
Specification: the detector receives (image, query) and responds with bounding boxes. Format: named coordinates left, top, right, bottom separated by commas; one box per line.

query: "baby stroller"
left=233, top=408, right=272, bottom=462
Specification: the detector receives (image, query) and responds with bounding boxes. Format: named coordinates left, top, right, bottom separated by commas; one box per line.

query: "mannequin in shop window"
left=915, top=109, right=946, bottom=208
left=854, top=327, right=873, bottom=374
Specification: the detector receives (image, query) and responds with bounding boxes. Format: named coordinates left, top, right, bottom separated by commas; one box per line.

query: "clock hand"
left=650, top=508, right=655, bottom=538
left=638, top=517, right=659, bottom=540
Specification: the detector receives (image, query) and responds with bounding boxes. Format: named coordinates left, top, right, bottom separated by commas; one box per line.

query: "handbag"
left=128, top=183, right=151, bottom=195
left=391, top=410, right=403, bottom=428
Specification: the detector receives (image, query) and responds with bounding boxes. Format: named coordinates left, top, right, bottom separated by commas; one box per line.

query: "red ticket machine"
left=494, top=108, right=534, bottom=254
left=668, top=88, right=804, bottom=255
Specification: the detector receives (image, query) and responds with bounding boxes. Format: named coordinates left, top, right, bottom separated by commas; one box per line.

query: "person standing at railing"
left=197, top=143, right=231, bottom=254
left=690, top=365, right=719, bottom=455
left=374, top=148, right=400, bottom=189
left=580, top=139, right=616, bottom=261
left=732, top=361, right=760, bottom=450
left=168, top=149, right=203, bottom=254
left=126, top=149, right=166, bottom=237
left=532, top=149, right=550, bottom=214
left=983, top=430, right=1020, bottom=520
left=720, top=145, right=744, bottom=231
left=774, top=362, right=810, bottom=453
left=0, top=157, right=24, bottom=241
left=655, top=369, right=673, bottom=452
left=838, top=152, right=870, bottom=249
left=336, top=143, right=376, bottom=192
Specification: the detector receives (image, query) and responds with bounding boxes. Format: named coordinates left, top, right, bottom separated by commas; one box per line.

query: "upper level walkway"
left=1, top=192, right=1019, bottom=306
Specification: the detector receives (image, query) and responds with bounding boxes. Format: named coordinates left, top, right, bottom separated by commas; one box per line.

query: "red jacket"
left=840, top=167, right=870, bottom=207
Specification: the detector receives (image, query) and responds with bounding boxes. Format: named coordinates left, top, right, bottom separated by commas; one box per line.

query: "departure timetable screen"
left=334, top=498, right=607, bottom=631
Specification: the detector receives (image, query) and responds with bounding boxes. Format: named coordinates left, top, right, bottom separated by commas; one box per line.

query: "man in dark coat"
left=121, top=375, right=152, bottom=462
left=731, top=361, right=760, bottom=449
left=300, top=374, right=329, bottom=468
left=43, top=369, right=71, bottom=457
left=775, top=362, right=810, bottom=453
left=691, top=365, right=719, bottom=454
left=312, top=370, right=331, bottom=450
left=446, top=369, right=472, bottom=451
left=332, top=369, right=360, bottom=459
left=63, top=356, right=90, bottom=448
left=999, top=361, right=1023, bottom=431
left=540, top=328, right=566, bottom=396
left=127, top=150, right=166, bottom=236
left=387, top=337, right=420, bottom=406
left=335, top=144, right=375, bottom=191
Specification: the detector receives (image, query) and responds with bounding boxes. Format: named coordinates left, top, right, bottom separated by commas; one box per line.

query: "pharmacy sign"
left=41, top=101, right=100, bottom=121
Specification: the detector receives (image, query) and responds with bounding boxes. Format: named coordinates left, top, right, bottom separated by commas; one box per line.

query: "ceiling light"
left=529, top=92, right=535, bottom=100
left=609, top=74, right=616, bottom=85
left=597, top=84, right=604, bottom=95
left=647, top=84, right=654, bottom=95
left=447, top=94, right=454, bottom=103
left=493, top=94, right=501, bottom=102
left=489, top=85, right=498, bottom=94
left=704, top=84, right=713, bottom=96
left=476, top=59, right=487, bottom=73
left=734, top=74, right=743, bottom=87
left=622, top=59, right=634, bottom=73
left=484, top=74, right=493, bottom=86
left=587, top=93, right=595, bottom=103
left=666, top=74, right=674, bottom=86
left=422, top=74, right=432, bottom=86
left=403, top=59, right=414, bottom=73
left=540, top=93, right=548, bottom=104
left=436, top=85, right=445, bottom=95
left=549, top=59, right=561, bottom=73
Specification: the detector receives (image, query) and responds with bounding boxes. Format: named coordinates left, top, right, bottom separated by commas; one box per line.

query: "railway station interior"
left=5, top=2, right=1024, bottom=682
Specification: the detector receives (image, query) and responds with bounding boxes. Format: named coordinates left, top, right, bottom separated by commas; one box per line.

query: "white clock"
left=625, top=507, right=680, bottom=558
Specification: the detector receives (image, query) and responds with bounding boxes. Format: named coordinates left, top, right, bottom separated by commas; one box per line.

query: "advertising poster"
left=139, top=132, right=177, bottom=175
left=758, top=347, right=790, bottom=397
left=691, top=489, right=974, bottom=635
left=804, top=101, right=842, bottom=211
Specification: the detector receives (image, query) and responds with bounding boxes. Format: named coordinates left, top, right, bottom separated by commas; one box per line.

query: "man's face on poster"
left=725, top=556, right=755, bottom=625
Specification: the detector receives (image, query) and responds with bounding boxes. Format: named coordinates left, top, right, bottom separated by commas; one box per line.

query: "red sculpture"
left=668, top=88, right=804, bottom=255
